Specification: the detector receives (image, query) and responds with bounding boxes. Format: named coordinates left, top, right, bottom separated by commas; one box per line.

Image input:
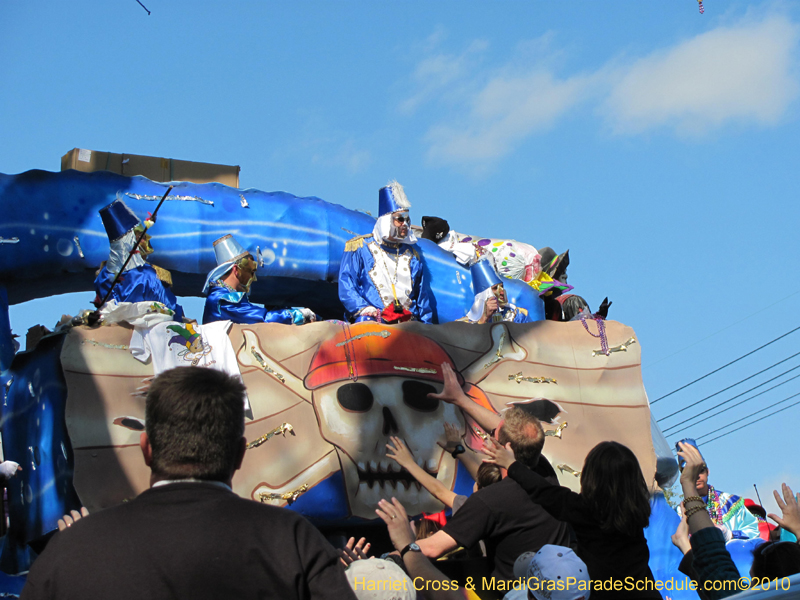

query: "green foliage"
left=662, top=482, right=684, bottom=510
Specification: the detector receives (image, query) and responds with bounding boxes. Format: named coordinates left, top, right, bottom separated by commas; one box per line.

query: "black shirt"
left=507, top=461, right=661, bottom=599
left=21, top=482, right=356, bottom=600
left=444, top=460, right=571, bottom=581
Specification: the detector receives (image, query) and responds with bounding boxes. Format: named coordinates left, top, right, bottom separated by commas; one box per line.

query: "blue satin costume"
left=496, top=305, right=531, bottom=324
left=338, top=239, right=434, bottom=324
left=94, top=264, right=184, bottom=322
left=203, top=283, right=306, bottom=325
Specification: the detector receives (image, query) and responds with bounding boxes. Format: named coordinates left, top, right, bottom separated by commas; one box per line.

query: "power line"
left=644, top=290, right=800, bottom=369
left=659, top=355, right=800, bottom=426
left=663, top=372, right=800, bottom=437
left=698, top=393, right=800, bottom=446
left=658, top=361, right=800, bottom=424
left=651, top=325, right=800, bottom=405
left=658, top=351, right=800, bottom=423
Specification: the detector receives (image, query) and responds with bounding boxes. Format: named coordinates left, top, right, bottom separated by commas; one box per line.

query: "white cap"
left=345, top=558, right=416, bottom=600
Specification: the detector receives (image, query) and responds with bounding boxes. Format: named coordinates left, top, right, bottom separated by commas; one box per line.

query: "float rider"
left=460, top=259, right=530, bottom=324
left=202, top=234, right=316, bottom=326
left=338, top=181, right=434, bottom=324
left=93, top=199, right=184, bottom=321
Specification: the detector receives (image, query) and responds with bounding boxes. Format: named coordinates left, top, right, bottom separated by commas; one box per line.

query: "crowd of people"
left=17, top=363, right=800, bottom=599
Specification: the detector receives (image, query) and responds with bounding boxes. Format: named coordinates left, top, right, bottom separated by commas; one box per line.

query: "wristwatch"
left=400, top=542, right=421, bottom=557
left=450, top=444, right=465, bottom=458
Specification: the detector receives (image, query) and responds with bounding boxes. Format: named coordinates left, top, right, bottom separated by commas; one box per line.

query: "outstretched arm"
left=676, top=442, right=740, bottom=595
left=376, top=498, right=465, bottom=600
left=428, top=363, right=501, bottom=434
left=386, top=437, right=456, bottom=509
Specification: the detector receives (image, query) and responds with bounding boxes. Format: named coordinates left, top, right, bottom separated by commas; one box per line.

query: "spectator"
left=485, top=440, right=660, bottom=599
left=750, top=481, right=800, bottom=579
left=503, top=545, right=590, bottom=600
left=675, top=441, right=741, bottom=600
left=375, top=497, right=481, bottom=600
left=344, top=557, right=416, bottom=600
left=675, top=438, right=760, bottom=540
left=415, top=406, right=571, bottom=584
left=21, top=366, right=356, bottom=600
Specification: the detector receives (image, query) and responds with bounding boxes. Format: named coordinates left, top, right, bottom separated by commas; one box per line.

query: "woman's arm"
left=676, top=442, right=740, bottom=599
left=482, top=440, right=580, bottom=521
left=386, top=437, right=456, bottom=509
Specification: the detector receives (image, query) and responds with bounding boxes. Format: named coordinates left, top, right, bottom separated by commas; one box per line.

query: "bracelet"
left=684, top=496, right=704, bottom=504
left=685, top=505, right=707, bottom=518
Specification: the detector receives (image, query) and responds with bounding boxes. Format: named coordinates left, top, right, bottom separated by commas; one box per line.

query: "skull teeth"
left=356, top=459, right=436, bottom=489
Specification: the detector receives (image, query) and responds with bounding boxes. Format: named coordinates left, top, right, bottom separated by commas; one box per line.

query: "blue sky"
left=2, top=1, right=799, bottom=519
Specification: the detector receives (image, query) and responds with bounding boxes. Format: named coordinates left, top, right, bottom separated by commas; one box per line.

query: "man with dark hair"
left=22, top=367, right=356, bottom=600
left=416, top=368, right=570, bottom=585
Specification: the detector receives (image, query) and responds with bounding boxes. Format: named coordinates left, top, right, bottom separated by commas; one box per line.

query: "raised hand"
left=768, top=483, right=800, bottom=538
left=676, top=442, right=705, bottom=494
left=57, top=507, right=90, bottom=532
left=671, top=513, right=691, bottom=555
left=376, top=498, right=415, bottom=553
left=386, top=436, right=415, bottom=470
left=427, top=363, right=466, bottom=406
left=438, top=422, right=462, bottom=450
left=339, top=536, right=371, bottom=567
left=481, top=437, right=516, bottom=469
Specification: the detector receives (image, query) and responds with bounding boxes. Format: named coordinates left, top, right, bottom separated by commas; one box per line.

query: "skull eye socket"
left=336, top=383, right=374, bottom=412
left=402, top=381, right=439, bottom=412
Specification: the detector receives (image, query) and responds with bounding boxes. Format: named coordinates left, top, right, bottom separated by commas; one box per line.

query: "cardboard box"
left=61, top=148, right=240, bottom=188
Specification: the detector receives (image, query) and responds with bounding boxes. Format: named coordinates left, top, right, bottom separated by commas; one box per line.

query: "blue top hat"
left=203, top=235, right=252, bottom=294
left=675, top=438, right=705, bottom=470
left=378, top=180, right=411, bottom=217
left=99, top=200, right=140, bottom=242
left=471, top=259, right=502, bottom=295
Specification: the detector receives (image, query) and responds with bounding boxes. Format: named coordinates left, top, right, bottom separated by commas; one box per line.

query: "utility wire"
left=658, top=361, right=800, bottom=424
left=650, top=326, right=800, bottom=405
left=644, top=290, right=800, bottom=369
left=698, top=393, right=800, bottom=446
left=658, top=353, right=800, bottom=425
left=664, top=372, right=800, bottom=436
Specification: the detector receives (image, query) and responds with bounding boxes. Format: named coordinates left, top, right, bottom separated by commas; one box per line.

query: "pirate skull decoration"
left=304, top=323, right=466, bottom=519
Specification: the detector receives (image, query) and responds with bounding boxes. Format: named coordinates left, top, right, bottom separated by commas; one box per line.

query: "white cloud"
left=603, top=16, right=800, bottom=135
left=403, top=16, right=800, bottom=171
left=311, top=138, right=371, bottom=175
left=425, top=70, right=593, bottom=167
left=399, top=39, right=489, bottom=115
left=399, top=32, right=596, bottom=169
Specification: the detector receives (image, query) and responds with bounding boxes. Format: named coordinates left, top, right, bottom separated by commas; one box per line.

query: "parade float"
left=0, top=165, right=686, bottom=592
